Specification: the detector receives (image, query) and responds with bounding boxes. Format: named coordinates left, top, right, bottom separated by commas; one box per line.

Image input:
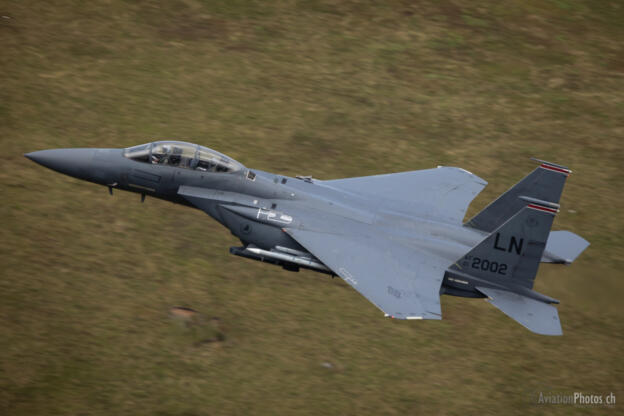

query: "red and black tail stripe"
left=539, top=163, right=571, bottom=176
left=527, top=203, right=558, bottom=214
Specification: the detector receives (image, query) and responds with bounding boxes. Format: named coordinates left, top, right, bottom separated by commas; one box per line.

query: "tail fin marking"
left=465, top=158, right=569, bottom=232
left=450, top=199, right=565, bottom=334
left=452, top=199, right=557, bottom=289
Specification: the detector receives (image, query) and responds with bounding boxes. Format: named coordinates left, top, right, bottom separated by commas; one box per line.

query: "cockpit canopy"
left=123, top=141, right=244, bottom=173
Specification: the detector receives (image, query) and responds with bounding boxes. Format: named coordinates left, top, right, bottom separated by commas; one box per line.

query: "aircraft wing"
left=284, top=228, right=449, bottom=319
left=322, top=167, right=487, bottom=224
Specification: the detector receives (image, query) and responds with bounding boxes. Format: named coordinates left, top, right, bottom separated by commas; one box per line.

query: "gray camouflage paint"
left=25, top=142, right=589, bottom=335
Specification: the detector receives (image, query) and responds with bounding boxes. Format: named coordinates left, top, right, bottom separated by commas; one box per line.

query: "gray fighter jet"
left=25, top=141, right=589, bottom=335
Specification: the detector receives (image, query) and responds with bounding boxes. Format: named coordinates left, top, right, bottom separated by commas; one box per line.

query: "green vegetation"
left=1, top=1, right=622, bottom=414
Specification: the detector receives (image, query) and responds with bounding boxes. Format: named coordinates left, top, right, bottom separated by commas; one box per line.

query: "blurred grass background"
left=1, top=1, right=623, bottom=415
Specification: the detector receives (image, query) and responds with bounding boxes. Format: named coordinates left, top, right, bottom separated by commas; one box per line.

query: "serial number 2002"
left=471, top=257, right=508, bottom=275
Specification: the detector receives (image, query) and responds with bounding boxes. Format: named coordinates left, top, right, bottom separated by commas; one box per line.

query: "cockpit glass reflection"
left=123, top=141, right=243, bottom=173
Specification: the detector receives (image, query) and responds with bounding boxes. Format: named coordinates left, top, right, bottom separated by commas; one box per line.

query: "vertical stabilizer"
left=465, top=159, right=570, bottom=232
left=450, top=199, right=564, bottom=335
left=452, top=199, right=558, bottom=289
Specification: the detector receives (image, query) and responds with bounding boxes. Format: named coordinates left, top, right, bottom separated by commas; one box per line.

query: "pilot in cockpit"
left=125, top=141, right=244, bottom=174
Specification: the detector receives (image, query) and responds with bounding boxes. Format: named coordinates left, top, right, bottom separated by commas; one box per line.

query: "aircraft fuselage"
left=21, top=144, right=512, bottom=300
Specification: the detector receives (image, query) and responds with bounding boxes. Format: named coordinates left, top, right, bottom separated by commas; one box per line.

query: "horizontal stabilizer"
left=477, top=286, right=562, bottom=336
left=542, top=231, right=590, bottom=264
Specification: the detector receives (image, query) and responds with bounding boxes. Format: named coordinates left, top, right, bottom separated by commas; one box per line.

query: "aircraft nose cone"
left=25, top=148, right=96, bottom=180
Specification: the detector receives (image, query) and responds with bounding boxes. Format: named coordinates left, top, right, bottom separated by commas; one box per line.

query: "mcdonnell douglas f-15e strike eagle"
left=26, top=141, right=589, bottom=335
